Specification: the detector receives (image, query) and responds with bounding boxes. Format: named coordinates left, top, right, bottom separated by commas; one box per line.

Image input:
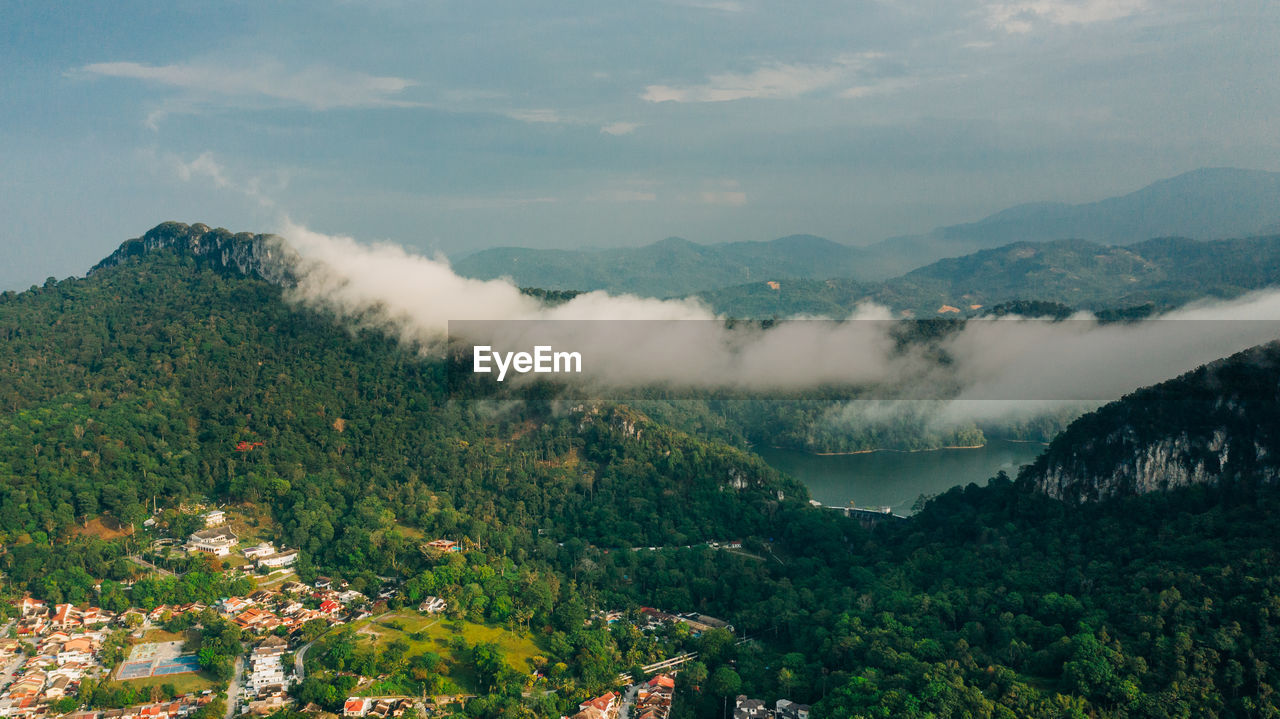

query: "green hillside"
left=7, top=229, right=1280, bottom=717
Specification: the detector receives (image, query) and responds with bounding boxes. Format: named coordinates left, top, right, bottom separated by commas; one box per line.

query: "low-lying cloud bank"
left=278, top=221, right=1280, bottom=414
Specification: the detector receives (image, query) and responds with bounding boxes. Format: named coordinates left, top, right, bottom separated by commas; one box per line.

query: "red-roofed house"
left=579, top=692, right=619, bottom=716
left=18, top=596, right=47, bottom=617
left=648, top=675, right=675, bottom=691
left=51, top=603, right=81, bottom=629
left=344, top=698, right=371, bottom=716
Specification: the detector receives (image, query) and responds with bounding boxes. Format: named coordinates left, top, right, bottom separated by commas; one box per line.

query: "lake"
left=757, top=439, right=1046, bottom=515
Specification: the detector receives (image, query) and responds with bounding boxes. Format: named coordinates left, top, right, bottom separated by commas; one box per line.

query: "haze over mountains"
left=701, top=235, right=1280, bottom=318
left=453, top=168, right=1280, bottom=296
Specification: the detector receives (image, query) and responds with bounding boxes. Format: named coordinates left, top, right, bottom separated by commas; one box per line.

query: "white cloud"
left=165, top=150, right=283, bottom=209
left=699, top=190, right=748, bottom=206
left=839, top=76, right=919, bottom=99
left=79, top=60, right=419, bottom=111
left=600, top=121, right=641, bottom=136
left=986, top=0, right=1146, bottom=33
left=642, top=54, right=883, bottom=103
left=505, top=108, right=562, bottom=124
left=589, top=189, right=658, bottom=202
left=667, top=0, right=746, bottom=11
left=174, top=151, right=232, bottom=189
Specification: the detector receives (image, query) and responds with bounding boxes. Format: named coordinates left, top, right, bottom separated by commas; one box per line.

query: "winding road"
left=294, top=640, right=314, bottom=682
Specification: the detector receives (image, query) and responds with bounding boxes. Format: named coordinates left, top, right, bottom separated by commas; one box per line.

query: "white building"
left=203, top=509, right=226, bottom=527
left=257, top=549, right=299, bottom=569
left=187, top=526, right=239, bottom=556
left=418, top=596, right=447, bottom=614
left=242, top=542, right=277, bottom=560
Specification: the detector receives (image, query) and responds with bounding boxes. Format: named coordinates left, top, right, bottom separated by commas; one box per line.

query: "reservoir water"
left=758, top=439, right=1046, bottom=515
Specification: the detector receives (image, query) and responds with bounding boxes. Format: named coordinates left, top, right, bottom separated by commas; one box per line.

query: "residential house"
left=573, top=692, right=619, bottom=719
left=203, top=510, right=226, bottom=527
left=733, top=696, right=772, bottom=719
left=18, top=596, right=47, bottom=617
left=418, top=596, right=447, bottom=614
left=774, top=700, right=810, bottom=719
left=424, top=539, right=460, bottom=554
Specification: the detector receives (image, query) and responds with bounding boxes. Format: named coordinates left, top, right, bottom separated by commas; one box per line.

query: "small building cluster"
left=1, top=598, right=115, bottom=717
left=732, top=696, right=811, bottom=719
left=637, top=607, right=733, bottom=635
left=241, top=636, right=291, bottom=715
left=342, top=697, right=414, bottom=718
left=633, top=675, right=676, bottom=719
left=217, top=584, right=367, bottom=636
left=60, top=695, right=219, bottom=719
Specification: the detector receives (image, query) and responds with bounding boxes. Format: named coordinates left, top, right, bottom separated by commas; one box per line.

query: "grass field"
left=255, top=569, right=299, bottom=589
left=136, top=628, right=192, bottom=644
left=107, top=669, right=219, bottom=695
left=350, top=611, right=544, bottom=689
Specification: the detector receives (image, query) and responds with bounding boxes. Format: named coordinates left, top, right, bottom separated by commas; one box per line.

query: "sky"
left=3, top=0, right=1280, bottom=291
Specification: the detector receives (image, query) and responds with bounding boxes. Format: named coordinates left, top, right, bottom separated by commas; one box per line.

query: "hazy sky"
left=3, top=0, right=1279, bottom=290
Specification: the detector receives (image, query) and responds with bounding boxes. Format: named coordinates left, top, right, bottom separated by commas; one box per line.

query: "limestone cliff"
left=1023, top=341, right=1280, bottom=501
left=90, top=221, right=298, bottom=286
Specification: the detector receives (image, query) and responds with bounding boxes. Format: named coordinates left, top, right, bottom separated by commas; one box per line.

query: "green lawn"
left=350, top=611, right=544, bottom=687
left=107, top=669, right=219, bottom=695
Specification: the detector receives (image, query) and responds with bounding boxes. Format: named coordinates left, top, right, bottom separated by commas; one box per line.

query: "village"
left=1, top=509, right=705, bottom=719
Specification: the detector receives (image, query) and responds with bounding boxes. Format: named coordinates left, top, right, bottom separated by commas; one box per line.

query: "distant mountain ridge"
left=863, top=167, right=1280, bottom=276
left=452, top=233, right=865, bottom=297
left=1021, top=341, right=1280, bottom=502
left=699, top=234, right=1280, bottom=318
left=453, top=168, right=1280, bottom=293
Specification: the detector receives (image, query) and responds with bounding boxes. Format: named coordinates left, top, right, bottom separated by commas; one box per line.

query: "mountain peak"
left=90, top=221, right=298, bottom=285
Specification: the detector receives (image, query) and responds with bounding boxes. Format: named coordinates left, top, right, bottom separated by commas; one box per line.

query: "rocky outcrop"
left=1024, top=341, right=1280, bottom=502
left=90, top=222, right=299, bottom=285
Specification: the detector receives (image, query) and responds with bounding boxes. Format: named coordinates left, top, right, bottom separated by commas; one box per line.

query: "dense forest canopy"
left=4, top=235, right=1280, bottom=717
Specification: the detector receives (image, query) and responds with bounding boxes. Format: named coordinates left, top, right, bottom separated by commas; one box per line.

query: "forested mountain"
left=1022, top=340, right=1280, bottom=502
left=8, top=227, right=1280, bottom=717
left=0, top=241, right=799, bottom=554
left=700, top=235, right=1280, bottom=318
left=452, top=234, right=868, bottom=296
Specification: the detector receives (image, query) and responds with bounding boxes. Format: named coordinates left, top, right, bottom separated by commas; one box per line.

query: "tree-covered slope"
left=1020, top=340, right=1280, bottom=502
left=0, top=242, right=803, bottom=563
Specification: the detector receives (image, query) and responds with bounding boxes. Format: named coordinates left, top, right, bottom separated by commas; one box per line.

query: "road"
left=128, top=555, right=176, bottom=577
left=1, top=655, right=25, bottom=692
left=224, top=656, right=244, bottom=719
left=616, top=682, right=640, bottom=719
left=294, top=640, right=314, bottom=681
